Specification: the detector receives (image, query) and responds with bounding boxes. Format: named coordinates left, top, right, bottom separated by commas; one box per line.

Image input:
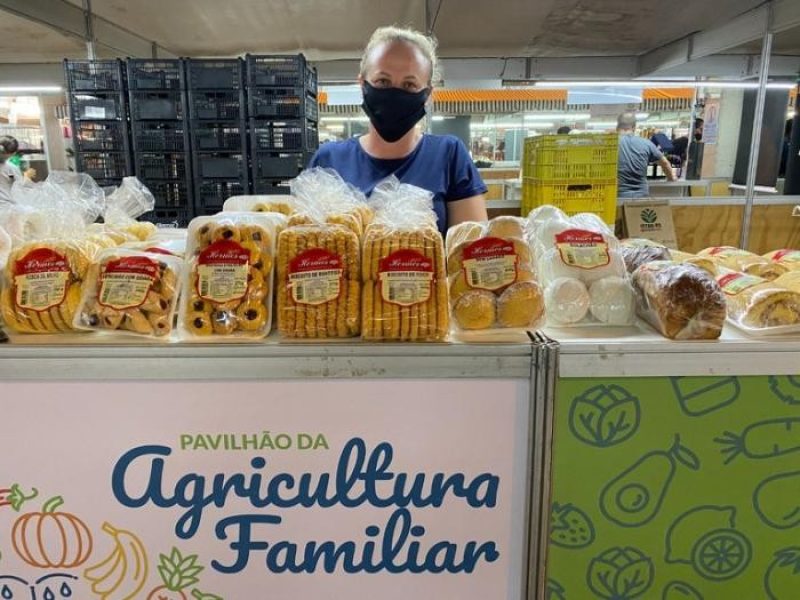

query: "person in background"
left=650, top=130, right=674, bottom=154
left=616, top=112, right=676, bottom=199
left=309, top=26, right=488, bottom=237
left=0, top=136, right=24, bottom=203
left=556, top=125, right=571, bottom=135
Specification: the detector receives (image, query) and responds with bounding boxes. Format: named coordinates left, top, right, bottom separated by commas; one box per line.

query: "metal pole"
left=83, top=0, right=96, bottom=60
left=740, top=12, right=773, bottom=249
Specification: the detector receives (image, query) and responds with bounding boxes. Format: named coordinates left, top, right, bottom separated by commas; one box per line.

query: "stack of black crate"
left=127, top=59, right=193, bottom=226
left=187, top=59, right=249, bottom=215
left=64, top=59, right=133, bottom=187
left=246, top=54, right=319, bottom=195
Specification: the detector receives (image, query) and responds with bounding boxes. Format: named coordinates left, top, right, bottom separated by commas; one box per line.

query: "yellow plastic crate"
left=523, top=133, right=618, bottom=181
left=521, top=177, right=618, bottom=224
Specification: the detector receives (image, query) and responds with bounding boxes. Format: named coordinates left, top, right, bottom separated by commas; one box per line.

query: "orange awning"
left=643, top=88, right=695, bottom=100
left=432, top=89, right=568, bottom=102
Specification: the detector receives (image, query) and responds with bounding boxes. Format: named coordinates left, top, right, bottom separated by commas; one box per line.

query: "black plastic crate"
left=129, top=91, right=185, bottom=120
left=127, top=59, right=185, bottom=90
left=187, top=59, right=243, bottom=89
left=65, top=59, right=125, bottom=92
left=191, top=123, right=244, bottom=152
left=246, top=54, right=309, bottom=88
left=70, top=92, right=125, bottom=120
left=76, top=152, right=130, bottom=180
left=141, top=207, right=191, bottom=228
left=132, top=122, right=188, bottom=153
left=253, top=177, right=293, bottom=195
left=253, top=151, right=308, bottom=179
left=250, top=88, right=318, bottom=120
left=74, top=122, right=130, bottom=152
left=189, top=90, right=244, bottom=121
left=195, top=180, right=246, bottom=207
left=194, top=153, right=246, bottom=179
left=136, top=153, right=188, bottom=180
left=305, top=67, right=318, bottom=96
left=250, top=120, right=318, bottom=152
left=143, top=181, right=191, bottom=209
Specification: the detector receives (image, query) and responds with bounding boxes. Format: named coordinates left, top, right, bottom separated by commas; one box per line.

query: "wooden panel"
left=747, top=205, right=800, bottom=254
left=485, top=182, right=504, bottom=200
left=478, top=169, right=519, bottom=180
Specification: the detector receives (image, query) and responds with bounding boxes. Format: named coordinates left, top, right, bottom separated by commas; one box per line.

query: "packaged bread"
left=774, top=271, right=800, bottom=294
left=529, top=205, right=634, bottom=327
left=224, top=195, right=298, bottom=217
left=179, top=212, right=286, bottom=339
left=0, top=239, right=97, bottom=334
left=277, top=224, right=360, bottom=338
left=699, top=246, right=788, bottom=280
left=289, top=168, right=374, bottom=237
left=621, top=239, right=673, bottom=273
left=670, top=250, right=717, bottom=276
left=73, top=249, right=183, bottom=337
left=632, top=261, right=726, bottom=340
left=764, top=249, right=800, bottom=271
left=716, top=269, right=800, bottom=333
left=362, top=177, right=448, bottom=341
left=445, top=218, right=543, bottom=330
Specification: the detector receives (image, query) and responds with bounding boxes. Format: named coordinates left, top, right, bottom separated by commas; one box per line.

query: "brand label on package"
left=555, top=229, right=611, bottom=270
left=379, top=249, right=434, bottom=306
left=13, top=248, right=70, bottom=311
left=462, top=237, right=518, bottom=291
left=289, top=248, right=343, bottom=305
left=196, top=240, right=250, bottom=304
left=98, top=256, right=158, bottom=310
left=708, top=246, right=748, bottom=258
left=718, top=272, right=764, bottom=296
left=771, top=249, right=800, bottom=263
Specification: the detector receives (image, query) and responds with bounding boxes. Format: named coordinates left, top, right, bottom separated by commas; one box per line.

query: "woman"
left=0, top=136, right=24, bottom=203
left=309, top=26, right=488, bottom=236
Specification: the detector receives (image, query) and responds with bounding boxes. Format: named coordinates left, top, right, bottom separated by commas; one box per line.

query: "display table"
left=544, top=327, right=800, bottom=600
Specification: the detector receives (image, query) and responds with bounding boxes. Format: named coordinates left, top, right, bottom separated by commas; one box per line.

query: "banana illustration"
left=84, top=521, right=148, bottom=600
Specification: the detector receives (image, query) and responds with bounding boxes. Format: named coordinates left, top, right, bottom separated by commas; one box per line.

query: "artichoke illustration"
left=587, top=546, right=654, bottom=600
left=569, top=384, right=641, bottom=447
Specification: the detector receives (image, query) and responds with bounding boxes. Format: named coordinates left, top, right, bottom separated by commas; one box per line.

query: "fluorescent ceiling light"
left=535, top=80, right=795, bottom=90
left=636, top=113, right=650, bottom=119
left=524, top=113, right=590, bottom=121
left=0, top=86, right=62, bottom=93
left=319, top=116, right=369, bottom=123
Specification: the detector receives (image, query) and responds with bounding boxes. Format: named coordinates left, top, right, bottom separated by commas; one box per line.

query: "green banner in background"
left=546, top=375, right=800, bottom=600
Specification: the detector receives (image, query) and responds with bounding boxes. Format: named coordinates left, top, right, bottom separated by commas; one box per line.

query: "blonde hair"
left=359, top=26, right=440, bottom=85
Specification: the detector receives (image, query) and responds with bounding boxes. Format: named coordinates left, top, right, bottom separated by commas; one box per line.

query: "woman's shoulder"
left=311, top=138, right=360, bottom=167
left=423, top=133, right=466, bottom=150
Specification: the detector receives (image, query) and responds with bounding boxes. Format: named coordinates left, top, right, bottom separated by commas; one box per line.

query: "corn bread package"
left=289, top=168, right=374, bottom=236
left=0, top=239, right=97, bottom=334
left=632, top=261, right=726, bottom=340
left=764, top=249, right=800, bottom=271
left=620, top=239, right=673, bottom=273
left=529, top=205, right=634, bottom=327
left=224, top=195, right=297, bottom=216
left=73, top=248, right=182, bottom=337
left=699, top=246, right=788, bottom=280
left=669, top=250, right=717, bottom=276
left=179, top=212, right=286, bottom=339
left=362, top=177, right=448, bottom=341
left=445, top=218, right=544, bottom=331
left=715, top=268, right=800, bottom=335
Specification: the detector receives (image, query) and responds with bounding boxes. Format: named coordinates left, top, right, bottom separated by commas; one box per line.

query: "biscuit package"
left=528, top=206, right=634, bottom=327
left=446, top=217, right=544, bottom=331
left=179, top=212, right=286, bottom=339
left=73, top=248, right=183, bottom=337
left=224, top=195, right=298, bottom=217
left=764, top=249, right=800, bottom=271
left=362, top=177, right=448, bottom=341
left=0, top=240, right=98, bottom=334
left=669, top=249, right=718, bottom=276
left=289, top=168, right=374, bottom=237
left=699, top=246, right=788, bottom=281
left=620, top=239, right=673, bottom=273
left=715, top=268, right=800, bottom=335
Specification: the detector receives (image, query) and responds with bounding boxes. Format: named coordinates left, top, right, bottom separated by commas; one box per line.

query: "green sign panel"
left=546, top=375, right=800, bottom=600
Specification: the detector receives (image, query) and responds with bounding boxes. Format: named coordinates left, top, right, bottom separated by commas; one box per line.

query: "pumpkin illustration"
left=11, top=496, right=93, bottom=568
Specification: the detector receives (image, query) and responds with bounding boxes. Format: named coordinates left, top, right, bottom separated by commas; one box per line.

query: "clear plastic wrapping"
left=289, top=168, right=374, bottom=236
left=179, top=212, right=286, bottom=339
left=764, top=249, right=800, bottom=271
left=224, top=195, right=297, bottom=216
left=73, top=248, right=183, bottom=338
left=0, top=239, right=98, bottom=334
left=774, top=271, right=800, bottom=294
left=632, top=261, right=726, bottom=340
left=528, top=205, right=634, bottom=327
left=716, top=268, right=800, bottom=334
left=362, top=177, right=448, bottom=341
left=620, top=239, right=673, bottom=273
left=277, top=224, right=360, bottom=338
left=103, top=177, right=155, bottom=226
left=699, top=246, right=788, bottom=280
left=669, top=250, right=717, bottom=276
left=445, top=218, right=543, bottom=331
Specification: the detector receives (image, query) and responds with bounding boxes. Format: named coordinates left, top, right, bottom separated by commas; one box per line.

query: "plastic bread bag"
left=669, top=250, right=717, bottom=276
left=620, top=239, right=673, bottom=273
left=179, top=212, right=287, bottom=340
left=531, top=206, right=634, bottom=327
left=290, top=168, right=374, bottom=237
left=276, top=224, right=361, bottom=339
left=764, top=249, right=800, bottom=271
left=104, top=177, right=155, bottom=224
left=775, top=271, right=800, bottom=294
left=445, top=218, right=543, bottom=331
left=0, top=203, right=52, bottom=247
left=362, top=177, right=448, bottom=341
left=632, top=260, right=726, bottom=340
left=0, top=238, right=98, bottom=334
left=73, top=248, right=183, bottom=338
left=699, top=246, right=788, bottom=281
left=0, top=224, right=11, bottom=270
left=224, top=195, right=297, bottom=217
left=715, top=268, right=800, bottom=335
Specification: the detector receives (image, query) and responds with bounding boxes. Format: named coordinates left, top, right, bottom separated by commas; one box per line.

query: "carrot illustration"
left=0, top=484, right=38, bottom=511
left=715, top=417, right=800, bottom=464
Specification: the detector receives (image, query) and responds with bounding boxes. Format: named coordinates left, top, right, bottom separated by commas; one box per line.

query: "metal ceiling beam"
left=638, top=0, right=800, bottom=76
left=0, top=0, right=175, bottom=58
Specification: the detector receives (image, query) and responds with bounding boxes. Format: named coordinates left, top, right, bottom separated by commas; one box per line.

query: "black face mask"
left=361, top=82, right=431, bottom=143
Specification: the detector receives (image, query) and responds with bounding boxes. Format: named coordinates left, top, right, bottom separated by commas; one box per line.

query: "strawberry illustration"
left=550, top=502, right=595, bottom=549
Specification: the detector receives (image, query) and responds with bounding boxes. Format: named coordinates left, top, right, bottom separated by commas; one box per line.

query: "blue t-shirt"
left=617, top=134, right=664, bottom=199
left=309, top=134, right=487, bottom=236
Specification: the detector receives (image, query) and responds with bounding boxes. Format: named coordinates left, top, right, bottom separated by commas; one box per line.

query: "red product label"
left=379, top=249, right=434, bottom=307
left=196, top=240, right=250, bottom=303
left=772, top=249, right=800, bottom=262
left=463, top=237, right=515, bottom=261
left=708, top=246, right=744, bottom=257
left=717, top=272, right=742, bottom=288
left=717, top=271, right=764, bottom=296
left=15, top=248, right=69, bottom=276
left=13, top=248, right=70, bottom=311
left=379, top=249, right=434, bottom=273
left=288, top=248, right=343, bottom=305
left=98, top=256, right=159, bottom=310
left=198, top=240, right=250, bottom=266
left=462, top=237, right=518, bottom=291
left=554, top=229, right=611, bottom=270
left=289, top=248, right=343, bottom=273
left=145, top=247, right=178, bottom=257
